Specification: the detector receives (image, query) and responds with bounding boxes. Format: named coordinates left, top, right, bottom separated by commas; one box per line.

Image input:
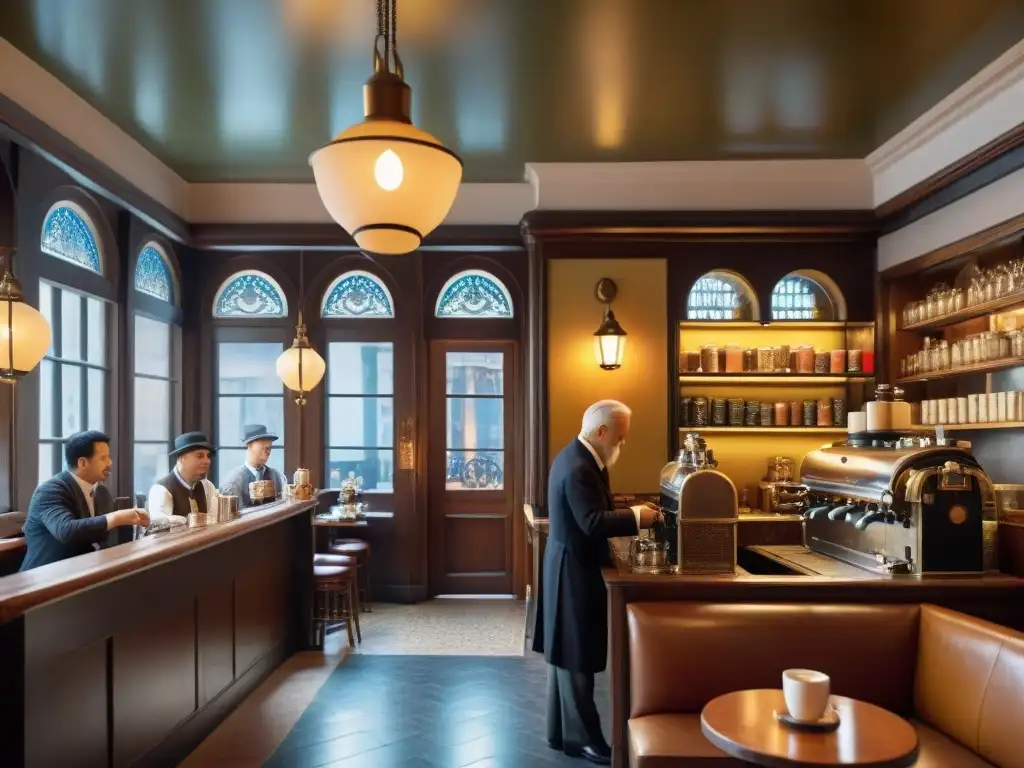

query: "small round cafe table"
left=700, top=690, right=919, bottom=768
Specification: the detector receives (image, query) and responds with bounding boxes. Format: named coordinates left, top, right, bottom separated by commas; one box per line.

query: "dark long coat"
left=532, top=439, right=638, bottom=674
left=20, top=471, right=114, bottom=571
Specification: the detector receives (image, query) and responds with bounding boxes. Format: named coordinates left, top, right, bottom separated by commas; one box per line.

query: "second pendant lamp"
left=310, top=0, right=463, bottom=255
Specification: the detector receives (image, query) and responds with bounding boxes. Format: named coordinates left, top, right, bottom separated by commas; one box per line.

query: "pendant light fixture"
left=310, top=0, right=463, bottom=255
left=276, top=252, right=327, bottom=403
left=0, top=247, right=51, bottom=383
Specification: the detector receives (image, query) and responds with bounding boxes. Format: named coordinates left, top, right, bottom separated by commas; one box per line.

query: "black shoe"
left=547, top=738, right=563, bottom=751
left=579, top=743, right=611, bottom=765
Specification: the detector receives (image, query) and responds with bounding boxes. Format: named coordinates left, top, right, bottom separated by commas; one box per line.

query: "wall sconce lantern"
left=593, top=277, right=627, bottom=371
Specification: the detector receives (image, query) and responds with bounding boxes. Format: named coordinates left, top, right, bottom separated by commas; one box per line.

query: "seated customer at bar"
left=218, top=423, right=286, bottom=507
left=20, top=430, right=149, bottom=571
left=146, top=431, right=219, bottom=523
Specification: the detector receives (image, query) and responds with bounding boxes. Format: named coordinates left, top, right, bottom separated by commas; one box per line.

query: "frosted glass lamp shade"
left=310, top=120, right=463, bottom=255
left=0, top=299, right=51, bottom=380
left=276, top=346, right=326, bottom=393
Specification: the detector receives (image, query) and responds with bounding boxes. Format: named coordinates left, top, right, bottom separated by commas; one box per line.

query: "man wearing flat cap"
left=146, top=431, right=220, bottom=524
left=218, top=424, right=286, bottom=507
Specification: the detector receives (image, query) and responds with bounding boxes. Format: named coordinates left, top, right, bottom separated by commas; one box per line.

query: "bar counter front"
left=0, top=497, right=317, bottom=768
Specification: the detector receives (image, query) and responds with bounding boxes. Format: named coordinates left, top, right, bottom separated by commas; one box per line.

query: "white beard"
left=604, top=444, right=621, bottom=468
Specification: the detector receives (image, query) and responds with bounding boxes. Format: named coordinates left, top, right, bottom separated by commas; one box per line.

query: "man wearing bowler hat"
left=146, top=431, right=220, bottom=523
left=218, top=423, right=286, bottom=507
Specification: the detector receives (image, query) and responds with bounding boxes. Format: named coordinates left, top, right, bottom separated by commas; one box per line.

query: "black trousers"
left=546, top=663, right=605, bottom=747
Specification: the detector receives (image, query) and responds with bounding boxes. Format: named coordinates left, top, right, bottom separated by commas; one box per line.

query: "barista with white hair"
left=532, top=400, right=658, bottom=764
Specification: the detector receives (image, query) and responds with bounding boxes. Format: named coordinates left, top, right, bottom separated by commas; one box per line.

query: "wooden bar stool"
left=328, top=539, right=372, bottom=611
left=314, top=553, right=361, bottom=642
left=312, top=563, right=358, bottom=648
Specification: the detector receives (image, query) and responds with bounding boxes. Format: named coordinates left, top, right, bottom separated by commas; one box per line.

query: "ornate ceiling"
left=1, top=0, right=1022, bottom=183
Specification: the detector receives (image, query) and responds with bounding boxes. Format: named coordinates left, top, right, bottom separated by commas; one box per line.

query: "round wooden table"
left=700, top=690, right=919, bottom=768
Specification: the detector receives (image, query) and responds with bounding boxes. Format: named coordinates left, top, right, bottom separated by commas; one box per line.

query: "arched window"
left=134, top=243, right=174, bottom=302
left=40, top=202, right=102, bottom=273
left=322, top=270, right=394, bottom=318
left=686, top=271, right=757, bottom=321
left=435, top=269, right=514, bottom=318
left=770, top=273, right=839, bottom=321
left=212, top=270, right=288, bottom=318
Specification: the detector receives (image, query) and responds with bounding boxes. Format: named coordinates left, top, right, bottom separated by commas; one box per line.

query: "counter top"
left=0, top=497, right=317, bottom=623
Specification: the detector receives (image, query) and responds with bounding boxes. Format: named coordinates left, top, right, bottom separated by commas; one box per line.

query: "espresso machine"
left=800, top=437, right=998, bottom=575
left=655, top=432, right=739, bottom=574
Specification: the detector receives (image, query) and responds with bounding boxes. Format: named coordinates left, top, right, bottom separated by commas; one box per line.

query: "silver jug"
left=215, top=495, right=239, bottom=523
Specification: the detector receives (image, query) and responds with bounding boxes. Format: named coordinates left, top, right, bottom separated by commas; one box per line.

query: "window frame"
left=433, top=268, right=515, bottom=319
left=39, top=200, right=104, bottom=275
left=212, top=269, right=290, bottom=319
left=130, top=313, right=181, bottom=495
left=321, top=269, right=396, bottom=319
left=38, top=280, right=112, bottom=480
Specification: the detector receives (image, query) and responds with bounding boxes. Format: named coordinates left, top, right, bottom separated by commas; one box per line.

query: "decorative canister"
left=978, top=394, right=989, bottom=422
left=789, top=401, right=801, bottom=425
left=967, top=394, right=978, bottom=423
left=728, top=398, right=745, bottom=426
left=757, top=347, right=775, bottom=372
left=745, top=401, right=761, bottom=426
left=774, top=401, right=790, bottom=426
left=817, top=399, right=833, bottom=427
left=743, top=349, right=755, bottom=372
left=802, top=400, right=817, bottom=426
left=712, top=398, right=727, bottom=426
left=937, top=399, right=948, bottom=423
left=957, top=397, right=968, bottom=424
left=760, top=402, right=773, bottom=426
left=829, top=349, right=847, bottom=374
left=685, top=351, right=700, bottom=372
left=1009, top=392, right=1019, bottom=422
left=847, top=349, right=863, bottom=372
left=700, top=345, right=719, bottom=373
left=679, top=396, right=692, bottom=427
left=692, top=397, right=709, bottom=426
left=724, top=345, right=743, bottom=373
left=988, top=393, right=999, bottom=421
left=813, top=351, right=830, bottom=374
left=832, top=398, right=846, bottom=427
left=774, top=345, right=790, bottom=372
left=794, top=346, right=814, bottom=373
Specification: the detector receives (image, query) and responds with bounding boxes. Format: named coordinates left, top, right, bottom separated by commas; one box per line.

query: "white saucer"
left=774, top=706, right=840, bottom=732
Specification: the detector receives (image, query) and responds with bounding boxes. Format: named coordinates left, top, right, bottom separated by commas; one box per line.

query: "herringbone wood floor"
left=264, top=652, right=611, bottom=767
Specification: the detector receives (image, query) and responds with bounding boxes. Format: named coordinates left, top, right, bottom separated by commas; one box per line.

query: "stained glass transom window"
left=322, top=270, right=394, bottom=318
left=40, top=204, right=101, bottom=273
left=134, top=244, right=173, bottom=302
left=434, top=270, right=513, bottom=318
left=213, top=271, right=288, bottom=318
left=687, top=275, right=746, bottom=320
left=772, top=277, right=818, bottom=320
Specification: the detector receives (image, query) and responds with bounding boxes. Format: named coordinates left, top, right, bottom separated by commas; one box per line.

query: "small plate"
left=774, top=707, right=840, bottom=732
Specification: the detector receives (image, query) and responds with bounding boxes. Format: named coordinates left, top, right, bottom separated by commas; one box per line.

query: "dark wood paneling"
left=25, top=636, right=108, bottom=768
left=112, top=599, right=197, bottom=768
left=235, top=529, right=290, bottom=673
left=198, top=582, right=235, bottom=707
left=191, top=223, right=523, bottom=251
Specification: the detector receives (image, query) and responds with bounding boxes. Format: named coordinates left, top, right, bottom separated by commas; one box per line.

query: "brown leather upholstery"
left=915, top=605, right=1024, bottom=768
left=627, top=603, right=919, bottom=718
left=910, top=720, right=995, bottom=768
left=629, top=715, right=741, bottom=768
left=314, top=553, right=356, bottom=567
left=313, top=564, right=351, bottom=584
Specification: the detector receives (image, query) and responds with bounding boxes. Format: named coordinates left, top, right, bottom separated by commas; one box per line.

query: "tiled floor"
left=263, top=653, right=611, bottom=768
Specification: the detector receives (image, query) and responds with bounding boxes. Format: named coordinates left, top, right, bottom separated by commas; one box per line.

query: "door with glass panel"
left=429, top=342, right=514, bottom=595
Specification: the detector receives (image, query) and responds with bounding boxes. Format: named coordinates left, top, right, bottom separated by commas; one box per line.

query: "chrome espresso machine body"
left=800, top=439, right=998, bottom=576
left=655, top=433, right=738, bottom=574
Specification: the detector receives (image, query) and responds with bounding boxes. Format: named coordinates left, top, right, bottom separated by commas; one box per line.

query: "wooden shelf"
left=679, top=426, right=847, bottom=435
left=678, top=373, right=873, bottom=384
left=900, top=293, right=1024, bottom=332
left=911, top=422, right=1024, bottom=432
left=896, top=356, right=1024, bottom=384
left=678, top=321, right=874, bottom=330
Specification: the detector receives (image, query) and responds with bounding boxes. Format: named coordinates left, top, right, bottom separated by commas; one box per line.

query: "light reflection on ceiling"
left=582, top=0, right=632, bottom=150
left=33, top=0, right=109, bottom=94
left=132, top=1, right=169, bottom=141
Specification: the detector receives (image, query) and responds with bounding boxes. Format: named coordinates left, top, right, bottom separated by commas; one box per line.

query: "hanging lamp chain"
left=373, top=0, right=403, bottom=81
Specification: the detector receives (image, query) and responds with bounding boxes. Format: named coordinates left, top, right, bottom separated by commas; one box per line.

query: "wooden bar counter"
left=601, top=538, right=1024, bottom=768
left=0, top=497, right=317, bottom=768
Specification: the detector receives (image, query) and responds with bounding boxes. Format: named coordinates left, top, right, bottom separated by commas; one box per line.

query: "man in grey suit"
left=218, top=424, right=287, bottom=507
left=20, top=431, right=148, bottom=571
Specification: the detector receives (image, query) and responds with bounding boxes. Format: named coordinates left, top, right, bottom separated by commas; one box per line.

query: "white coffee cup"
left=782, top=669, right=831, bottom=723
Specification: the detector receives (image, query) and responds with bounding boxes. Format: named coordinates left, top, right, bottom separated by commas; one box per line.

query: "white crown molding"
left=867, top=38, right=1024, bottom=207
